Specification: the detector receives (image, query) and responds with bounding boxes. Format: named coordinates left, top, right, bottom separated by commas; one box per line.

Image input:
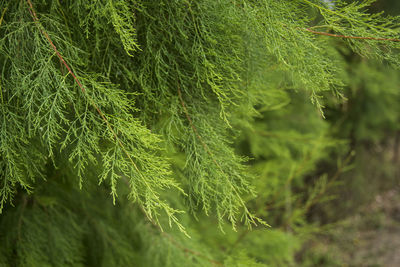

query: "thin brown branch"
left=305, top=28, right=400, bottom=42
left=177, top=86, right=265, bottom=227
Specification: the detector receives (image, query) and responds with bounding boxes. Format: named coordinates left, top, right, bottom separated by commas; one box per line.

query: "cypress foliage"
left=0, top=0, right=399, bottom=266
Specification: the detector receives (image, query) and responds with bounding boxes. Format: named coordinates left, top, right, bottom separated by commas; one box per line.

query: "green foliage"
left=303, top=0, right=400, bottom=64
left=338, top=60, right=400, bottom=142
left=0, top=0, right=399, bottom=266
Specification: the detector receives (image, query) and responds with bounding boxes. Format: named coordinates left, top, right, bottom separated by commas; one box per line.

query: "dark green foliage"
left=0, top=0, right=399, bottom=266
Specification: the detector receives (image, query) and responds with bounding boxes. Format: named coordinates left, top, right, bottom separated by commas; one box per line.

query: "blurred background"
left=292, top=0, right=400, bottom=265
left=222, top=0, right=400, bottom=265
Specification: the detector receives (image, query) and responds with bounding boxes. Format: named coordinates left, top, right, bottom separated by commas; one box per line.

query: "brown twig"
left=305, top=28, right=400, bottom=42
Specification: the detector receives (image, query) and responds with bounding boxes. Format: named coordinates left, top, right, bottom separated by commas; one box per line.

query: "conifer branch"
left=178, top=86, right=266, bottom=229
left=26, top=0, right=145, bottom=183
left=26, top=0, right=145, bottom=182
left=26, top=0, right=179, bottom=225
left=305, top=27, right=400, bottom=42
left=301, top=0, right=390, bottom=33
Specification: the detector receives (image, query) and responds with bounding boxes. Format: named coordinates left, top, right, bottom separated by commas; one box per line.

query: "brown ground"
left=303, top=189, right=400, bottom=267
left=349, top=189, right=400, bottom=267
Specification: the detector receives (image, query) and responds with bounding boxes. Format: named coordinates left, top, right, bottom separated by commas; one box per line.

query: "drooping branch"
left=26, top=0, right=150, bottom=180
left=26, top=0, right=167, bottom=222
left=177, top=86, right=267, bottom=228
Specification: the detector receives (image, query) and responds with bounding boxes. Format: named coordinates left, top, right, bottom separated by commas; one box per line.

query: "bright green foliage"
left=0, top=0, right=399, bottom=266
